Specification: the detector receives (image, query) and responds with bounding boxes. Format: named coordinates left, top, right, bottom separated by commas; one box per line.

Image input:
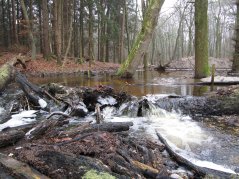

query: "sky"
left=161, top=0, right=177, bottom=11
left=137, top=0, right=178, bottom=15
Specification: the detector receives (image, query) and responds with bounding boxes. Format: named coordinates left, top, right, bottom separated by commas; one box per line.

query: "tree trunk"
left=53, top=0, right=63, bottom=64
left=88, top=0, right=94, bottom=62
left=63, top=0, right=73, bottom=61
left=20, top=0, right=36, bottom=60
left=11, top=0, right=19, bottom=44
left=232, top=0, right=239, bottom=74
left=79, top=0, right=84, bottom=62
left=119, top=0, right=126, bottom=63
left=42, top=0, right=51, bottom=59
left=117, top=0, right=165, bottom=78
left=172, top=4, right=187, bottom=61
left=7, top=0, right=12, bottom=46
left=194, top=0, right=210, bottom=78
left=2, top=0, right=8, bottom=47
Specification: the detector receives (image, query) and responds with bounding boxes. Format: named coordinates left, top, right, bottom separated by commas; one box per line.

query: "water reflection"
left=29, top=70, right=221, bottom=97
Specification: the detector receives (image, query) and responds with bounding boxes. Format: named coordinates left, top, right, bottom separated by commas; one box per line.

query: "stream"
left=100, top=98, right=239, bottom=174
left=0, top=70, right=238, bottom=176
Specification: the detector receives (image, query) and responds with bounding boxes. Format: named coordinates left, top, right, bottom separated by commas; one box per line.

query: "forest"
left=0, top=0, right=238, bottom=76
left=0, top=0, right=239, bottom=179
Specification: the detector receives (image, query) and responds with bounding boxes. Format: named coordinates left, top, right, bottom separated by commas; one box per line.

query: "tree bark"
left=88, top=0, right=94, bottom=62
left=119, top=0, right=126, bottom=63
left=194, top=0, right=210, bottom=78
left=63, top=0, right=73, bottom=61
left=117, top=0, right=165, bottom=78
left=42, top=0, right=51, bottom=59
left=20, top=0, right=36, bottom=60
left=53, top=0, right=63, bottom=64
left=232, top=0, right=239, bottom=74
left=11, top=0, right=19, bottom=44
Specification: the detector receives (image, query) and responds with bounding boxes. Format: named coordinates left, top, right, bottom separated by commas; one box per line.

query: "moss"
left=0, top=64, right=11, bottom=90
left=194, top=0, right=210, bottom=78
left=116, top=0, right=163, bottom=77
left=82, top=170, right=115, bottom=179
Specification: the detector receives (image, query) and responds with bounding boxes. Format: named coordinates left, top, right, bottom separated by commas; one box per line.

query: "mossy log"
left=0, top=63, right=14, bottom=91
left=0, top=56, right=27, bottom=91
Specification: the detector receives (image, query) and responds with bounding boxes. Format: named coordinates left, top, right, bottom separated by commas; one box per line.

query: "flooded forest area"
left=0, top=0, right=239, bottom=179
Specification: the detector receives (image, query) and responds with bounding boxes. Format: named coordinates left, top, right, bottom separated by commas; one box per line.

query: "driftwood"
left=81, top=122, right=133, bottom=133
left=26, top=119, right=69, bottom=140
left=57, top=121, right=92, bottom=138
left=156, top=131, right=236, bottom=178
left=0, top=130, right=25, bottom=148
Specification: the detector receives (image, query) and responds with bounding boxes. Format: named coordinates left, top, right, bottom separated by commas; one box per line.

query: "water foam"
left=0, top=107, right=4, bottom=114
left=0, top=110, right=37, bottom=131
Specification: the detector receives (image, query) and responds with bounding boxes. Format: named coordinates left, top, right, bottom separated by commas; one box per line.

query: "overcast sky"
left=136, top=0, right=177, bottom=14
left=161, top=0, right=177, bottom=13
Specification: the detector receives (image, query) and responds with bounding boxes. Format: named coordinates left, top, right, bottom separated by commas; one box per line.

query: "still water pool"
left=29, top=70, right=225, bottom=97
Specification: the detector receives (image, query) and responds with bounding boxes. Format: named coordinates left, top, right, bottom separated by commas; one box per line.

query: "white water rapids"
left=101, top=95, right=239, bottom=175
left=0, top=109, right=37, bottom=131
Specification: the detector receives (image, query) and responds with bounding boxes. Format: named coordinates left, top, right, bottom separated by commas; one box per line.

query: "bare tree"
left=20, top=0, right=36, bottom=60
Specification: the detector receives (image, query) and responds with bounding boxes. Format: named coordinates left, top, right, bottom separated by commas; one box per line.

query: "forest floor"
left=0, top=51, right=120, bottom=77
left=0, top=50, right=234, bottom=77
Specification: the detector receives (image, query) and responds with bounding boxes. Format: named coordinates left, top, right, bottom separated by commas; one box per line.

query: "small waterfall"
left=102, top=96, right=238, bottom=174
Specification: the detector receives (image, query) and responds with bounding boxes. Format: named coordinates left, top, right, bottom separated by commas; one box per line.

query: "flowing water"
left=1, top=70, right=238, bottom=175
left=98, top=95, right=239, bottom=174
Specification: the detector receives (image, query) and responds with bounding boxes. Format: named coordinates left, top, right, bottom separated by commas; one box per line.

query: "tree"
left=20, top=0, right=36, bottom=60
left=42, top=0, right=51, bottom=59
left=194, top=0, right=210, bottom=78
left=11, top=0, right=19, bottom=44
left=232, top=0, right=239, bottom=74
left=53, top=0, right=63, bottom=64
left=117, top=0, right=165, bottom=78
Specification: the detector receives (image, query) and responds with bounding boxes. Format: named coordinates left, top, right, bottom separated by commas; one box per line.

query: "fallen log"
left=26, top=119, right=69, bottom=140
left=0, top=153, right=50, bottom=179
left=131, top=160, right=159, bottom=178
left=156, top=131, right=237, bottom=178
left=57, top=121, right=92, bottom=138
left=0, top=63, right=14, bottom=91
left=17, top=150, right=122, bottom=178
left=0, top=56, right=27, bottom=91
left=0, top=130, right=25, bottom=148
left=82, top=122, right=133, bottom=133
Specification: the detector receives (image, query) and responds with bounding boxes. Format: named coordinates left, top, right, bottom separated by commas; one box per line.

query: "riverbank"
left=0, top=52, right=120, bottom=77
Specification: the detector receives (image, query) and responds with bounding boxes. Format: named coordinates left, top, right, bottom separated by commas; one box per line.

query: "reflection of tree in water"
left=193, top=86, right=209, bottom=96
